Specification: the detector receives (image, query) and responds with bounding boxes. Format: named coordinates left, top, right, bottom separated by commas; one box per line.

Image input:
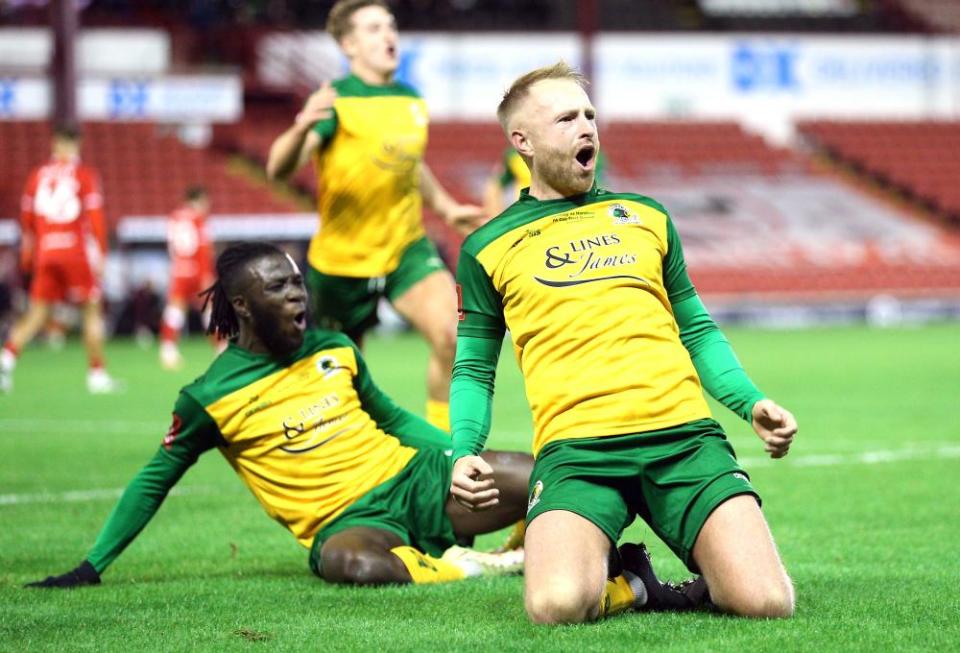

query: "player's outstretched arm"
left=25, top=560, right=100, bottom=589
left=450, top=455, right=500, bottom=511
left=266, top=82, right=337, bottom=181
left=751, top=399, right=798, bottom=459
left=25, top=395, right=217, bottom=588
left=420, top=164, right=487, bottom=235
left=481, top=167, right=506, bottom=218
left=345, top=335, right=450, bottom=450
left=24, top=446, right=199, bottom=589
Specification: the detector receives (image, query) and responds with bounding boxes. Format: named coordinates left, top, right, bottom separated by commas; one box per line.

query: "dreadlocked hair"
left=199, top=242, right=286, bottom=340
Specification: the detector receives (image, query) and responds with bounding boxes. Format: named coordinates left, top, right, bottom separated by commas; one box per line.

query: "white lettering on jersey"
left=34, top=171, right=82, bottom=224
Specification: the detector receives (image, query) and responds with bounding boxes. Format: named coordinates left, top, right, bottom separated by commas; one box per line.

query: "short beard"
left=252, top=313, right=301, bottom=357
left=538, top=151, right=594, bottom=197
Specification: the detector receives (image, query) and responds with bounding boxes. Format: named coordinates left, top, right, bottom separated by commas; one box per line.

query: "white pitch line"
left=2, top=445, right=958, bottom=508
left=0, top=418, right=165, bottom=434
left=739, top=445, right=960, bottom=469
left=0, top=485, right=214, bottom=507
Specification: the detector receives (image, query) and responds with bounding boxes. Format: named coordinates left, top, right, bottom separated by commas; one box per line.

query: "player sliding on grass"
left=25, top=243, right=526, bottom=587
left=450, top=62, right=799, bottom=624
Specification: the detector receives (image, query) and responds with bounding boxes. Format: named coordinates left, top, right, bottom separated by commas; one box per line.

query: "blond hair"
left=326, top=0, right=390, bottom=42
left=496, top=61, right=587, bottom=131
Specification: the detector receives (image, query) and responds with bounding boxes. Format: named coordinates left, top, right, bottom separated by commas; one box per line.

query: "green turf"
left=2, top=325, right=959, bottom=652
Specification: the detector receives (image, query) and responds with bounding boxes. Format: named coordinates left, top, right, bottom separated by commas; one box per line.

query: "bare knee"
left=431, top=323, right=457, bottom=366
left=713, top=576, right=795, bottom=619
left=321, top=548, right=401, bottom=586
left=525, top=579, right=600, bottom=625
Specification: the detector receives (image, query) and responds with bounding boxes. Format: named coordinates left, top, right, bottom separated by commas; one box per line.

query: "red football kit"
left=21, top=157, right=106, bottom=303
left=166, top=205, right=214, bottom=304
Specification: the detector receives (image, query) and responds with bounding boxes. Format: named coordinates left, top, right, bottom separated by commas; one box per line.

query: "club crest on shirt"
left=316, top=355, right=345, bottom=379
left=609, top=203, right=641, bottom=226
left=527, top=480, right=544, bottom=513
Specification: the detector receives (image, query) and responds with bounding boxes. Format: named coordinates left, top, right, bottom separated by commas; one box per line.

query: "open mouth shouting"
left=575, top=143, right=597, bottom=171
left=292, top=308, right=308, bottom=333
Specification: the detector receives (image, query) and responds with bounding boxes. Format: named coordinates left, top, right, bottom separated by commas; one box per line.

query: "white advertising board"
left=0, top=74, right=242, bottom=122
left=400, top=33, right=582, bottom=120
left=255, top=32, right=960, bottom=139
left=1, top=30, right=958, bottom=136
left=0, top=28, right=170, bottom=74
left=256, top=31, right=582, bottom=120
left=594, top=34, right=960, bottom=140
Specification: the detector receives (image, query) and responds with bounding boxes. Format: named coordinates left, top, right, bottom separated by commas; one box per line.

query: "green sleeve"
left=663, top=215, right=698, bottom=304
left=311, top=111, right=338, bottom=144
left=451, top=248, right=506, bottom=459
left=450, top=333, right=503, bottom=461
left=348, top=339, right=451, bottom=450
left=456, top=248, right=506, bottom=339
left=664, top=217, right=765, bottom=422
left=85, top=393, right=219, bottom=573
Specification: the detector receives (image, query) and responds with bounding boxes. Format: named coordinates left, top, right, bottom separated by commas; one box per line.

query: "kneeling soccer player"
left=28, top=242, right=534, bottom=588
left=450, top=63, right=798, bottom=624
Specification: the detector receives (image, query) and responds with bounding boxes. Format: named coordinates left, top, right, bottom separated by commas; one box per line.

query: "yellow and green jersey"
left=451, top=185, right=764, bottom=459
left=497, top=147, right=608, bottom=200
left=308, top=75, right=429, bottom=278
left=85, top=329, right=449, bottom=573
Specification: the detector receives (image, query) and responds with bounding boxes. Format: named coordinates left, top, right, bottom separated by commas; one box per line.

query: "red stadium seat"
left=0, top=120, right=302, bottom=228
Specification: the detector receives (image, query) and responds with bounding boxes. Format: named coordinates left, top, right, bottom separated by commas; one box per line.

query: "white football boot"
left=0, top=348, right=15, bottom=394
left=440, top=545, right=524, bottom=578
left=87, top=368, right=122, bottom=394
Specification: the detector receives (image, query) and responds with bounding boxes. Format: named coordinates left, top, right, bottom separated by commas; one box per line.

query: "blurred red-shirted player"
left=158, top=186, right=215, bottom=370
left=1, top=126, right=118, bottom=394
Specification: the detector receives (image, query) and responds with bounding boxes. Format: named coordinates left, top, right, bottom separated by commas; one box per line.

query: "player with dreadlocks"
left=29, top=242, right=557, bottom=587
left=198, top=241, right=277, bottom=342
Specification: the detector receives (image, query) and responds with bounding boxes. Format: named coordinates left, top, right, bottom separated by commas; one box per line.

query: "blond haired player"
left=450, top=63, right=798, bottom=624
left=266, top=0, right=484, bottom=431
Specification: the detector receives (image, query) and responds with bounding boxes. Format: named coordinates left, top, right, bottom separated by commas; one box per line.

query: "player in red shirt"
left=0, top=126, right=118, bottom=394
left=158, top=186, right=215, bottom=370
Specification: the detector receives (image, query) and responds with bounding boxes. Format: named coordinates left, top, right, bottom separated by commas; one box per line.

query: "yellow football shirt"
left=457, top=186, right=712, bottom=456
left=308, top=75, right=428, bottom=277
left=177, top=330, right=420, bottom=547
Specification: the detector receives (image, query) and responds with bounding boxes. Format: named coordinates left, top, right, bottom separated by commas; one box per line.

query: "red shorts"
left=31, top=256, right=100, bottom=304
left=168, top=274, right=210, bottom=305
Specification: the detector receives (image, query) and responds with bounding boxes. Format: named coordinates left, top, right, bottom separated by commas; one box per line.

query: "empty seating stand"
left=223, top=112, right=810, bottom=268
left=799, top=120, right=960, bottom=226
left=0, top=121, right=302, bottom=233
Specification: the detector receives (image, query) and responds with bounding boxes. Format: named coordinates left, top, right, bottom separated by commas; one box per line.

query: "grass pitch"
left=1, top=324, right=959, bottom=652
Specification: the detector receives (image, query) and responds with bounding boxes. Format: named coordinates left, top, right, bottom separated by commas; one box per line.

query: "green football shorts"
left=306, top=237, right=447, bottom=340
left=525, top=418, right=758, bottom=573
left=308, top=447, right=457, bottom=577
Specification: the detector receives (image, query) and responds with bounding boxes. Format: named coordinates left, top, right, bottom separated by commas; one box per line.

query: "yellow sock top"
left=390, top=546, right=465, bottom=584
left=426, top=400, right=450, bottom=432
left=599, top=575, right=636, bottom=619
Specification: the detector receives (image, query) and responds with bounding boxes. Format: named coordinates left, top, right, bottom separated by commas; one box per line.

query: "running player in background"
left=482, top=146, right=608, bottom=217
left=159, top=186, right=216, bottom=370
left=1, top=126, right=118, bottom=394
left=265, top=0, right=486, bottom=432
